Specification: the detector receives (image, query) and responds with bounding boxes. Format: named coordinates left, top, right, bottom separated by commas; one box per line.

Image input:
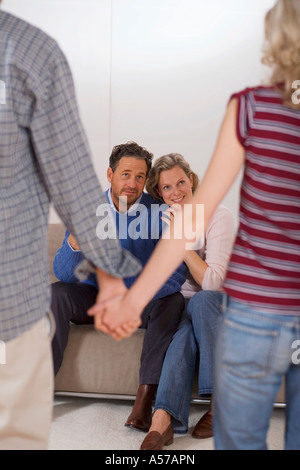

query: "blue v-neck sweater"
left=53, top=191, right=187, bottom=300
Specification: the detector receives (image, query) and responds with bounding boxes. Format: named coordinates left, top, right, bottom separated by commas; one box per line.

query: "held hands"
left=88, top=269, right=142, bottom=341
left=88, top=293, right=141, bottom=341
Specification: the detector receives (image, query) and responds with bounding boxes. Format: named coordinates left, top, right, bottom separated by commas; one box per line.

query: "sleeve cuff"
left=74, top=250, right=143, bottom=281
left=74, top=259, right=96, bottom=281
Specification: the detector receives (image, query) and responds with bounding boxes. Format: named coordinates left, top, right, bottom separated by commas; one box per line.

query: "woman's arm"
left=183, top=250, right=208, bottom=287
left=201, top=206, right=236, bottom=291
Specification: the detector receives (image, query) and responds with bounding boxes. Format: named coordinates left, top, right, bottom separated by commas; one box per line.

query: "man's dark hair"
left=109, top=141, right=153, bottom=175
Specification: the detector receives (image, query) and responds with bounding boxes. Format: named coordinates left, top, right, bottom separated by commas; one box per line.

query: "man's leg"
left=140, top=292, right=185, bottom=384
left=125, top=292, right=185, bottom=432
left=0, top=315, right=54, bottom=450
left=51, top=282, right=97, bottom=375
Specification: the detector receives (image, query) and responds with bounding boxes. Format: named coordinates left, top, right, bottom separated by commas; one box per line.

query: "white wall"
left=3, top=0, right=274, bottom=223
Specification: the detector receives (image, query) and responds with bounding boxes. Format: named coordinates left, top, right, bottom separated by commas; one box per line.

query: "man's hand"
left=88, top=291, right=142, bottom=339
left=68, top=233, right=80, bottom=250
left=89, top=268, right=141, bottom=340
left=93, top=269, right=126, bottom=334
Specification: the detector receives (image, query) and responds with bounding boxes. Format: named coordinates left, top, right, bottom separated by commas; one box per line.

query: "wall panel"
left=3, top=0, right=112, bottom=222
left=3, top=0, right=275, bottom=221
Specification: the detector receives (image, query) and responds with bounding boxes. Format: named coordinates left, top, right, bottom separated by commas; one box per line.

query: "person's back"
left=223, top=85, right=300, bottom=315
left=0, top=10, right=140, bottom=341
left=0, top=8, right=140, bottom=449
left=213, top=82, right=300, bottom=449
left=0, top=11, right=63, bottom=341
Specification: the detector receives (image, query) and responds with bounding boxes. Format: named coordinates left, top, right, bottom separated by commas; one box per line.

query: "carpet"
left=49, top=396, right=285, bottom=450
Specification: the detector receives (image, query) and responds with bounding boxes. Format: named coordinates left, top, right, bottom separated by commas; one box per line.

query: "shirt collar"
left=107, top=188, right=143, bottom=215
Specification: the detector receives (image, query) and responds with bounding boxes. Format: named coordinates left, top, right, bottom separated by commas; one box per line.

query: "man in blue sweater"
left=51, top=142, right=186, bottom=432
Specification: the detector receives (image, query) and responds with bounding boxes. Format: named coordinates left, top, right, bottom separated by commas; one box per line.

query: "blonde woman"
left=89, top=0, right=300, bottom=450
left=139, top=154, right=235, bottom=448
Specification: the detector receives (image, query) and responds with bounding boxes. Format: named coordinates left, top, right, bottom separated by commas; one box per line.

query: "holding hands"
left=88, top=271, right=142, bottom=340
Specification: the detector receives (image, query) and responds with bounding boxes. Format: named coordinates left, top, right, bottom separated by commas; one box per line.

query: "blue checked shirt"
left=0, top=10, right=141, bottom=341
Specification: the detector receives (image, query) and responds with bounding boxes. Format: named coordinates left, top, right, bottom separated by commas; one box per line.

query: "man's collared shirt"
left=0, top=10, right=141, bottom=341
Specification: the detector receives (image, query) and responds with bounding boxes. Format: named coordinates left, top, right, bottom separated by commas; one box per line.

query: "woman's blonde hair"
left=146, top=153, right=199, bottom=202
left=262, top=0, right=300, bottom=108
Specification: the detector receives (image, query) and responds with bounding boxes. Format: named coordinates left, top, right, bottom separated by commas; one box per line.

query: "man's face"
left=107, top=156, right=147, bottom=211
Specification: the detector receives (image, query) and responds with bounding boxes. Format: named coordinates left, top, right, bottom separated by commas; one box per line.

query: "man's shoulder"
left=1, top=10, right=57, bottom=45
left=0, top=10, right=63, bottom=69
left=140, top=192, right=163, bottom=208
left=140, top=192, right=157, bottom=205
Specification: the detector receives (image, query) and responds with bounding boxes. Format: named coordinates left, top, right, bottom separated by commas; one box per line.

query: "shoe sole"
left=192, top=432, right=213, bottom=439
left=125, top=423, right=149, bottom=433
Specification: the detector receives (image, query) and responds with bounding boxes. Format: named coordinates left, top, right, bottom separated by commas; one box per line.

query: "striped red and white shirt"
left=223, top=86, right=300, bottom=315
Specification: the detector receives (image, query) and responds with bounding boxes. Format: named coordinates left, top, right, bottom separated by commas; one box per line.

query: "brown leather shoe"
left=125, top=384, right=156, bottom=432
left=140, top=424, right=174, bottom=450
left=192, top=410, right=213, bottom=439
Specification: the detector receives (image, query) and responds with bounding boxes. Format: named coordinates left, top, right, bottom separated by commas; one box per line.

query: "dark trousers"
left=51, top=282, right=184, bottom=383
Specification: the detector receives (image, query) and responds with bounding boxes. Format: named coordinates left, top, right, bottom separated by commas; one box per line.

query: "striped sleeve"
left=229, top=88, right=252, bottom=145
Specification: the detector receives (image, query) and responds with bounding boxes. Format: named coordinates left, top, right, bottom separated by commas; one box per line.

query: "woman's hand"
left=88, top=291, right=142, bottom=340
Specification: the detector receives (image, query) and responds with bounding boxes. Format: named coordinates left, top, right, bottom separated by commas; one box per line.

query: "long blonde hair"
left=146, top=153, right=199, bottom=202
left=262, top=0, right=300, bottom=108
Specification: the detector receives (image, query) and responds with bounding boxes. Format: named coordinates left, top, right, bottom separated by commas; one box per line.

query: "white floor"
left=49, top=396, right=285, bottom=450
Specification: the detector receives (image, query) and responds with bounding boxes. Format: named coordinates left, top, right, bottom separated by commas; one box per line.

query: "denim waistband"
left=223, top=294, right=300, bottom=329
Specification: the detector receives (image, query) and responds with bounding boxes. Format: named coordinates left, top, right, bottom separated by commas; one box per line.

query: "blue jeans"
left=154, top=291, right=223, bottom=433
left=214, top=297, right=300, bottom=450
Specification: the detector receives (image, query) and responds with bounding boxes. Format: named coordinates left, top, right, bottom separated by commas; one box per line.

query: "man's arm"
left=68, top=233, right=80, bottom=251
left=53, top=230, right=84, bottom=283
left=29, top=38, right=141, bottom=281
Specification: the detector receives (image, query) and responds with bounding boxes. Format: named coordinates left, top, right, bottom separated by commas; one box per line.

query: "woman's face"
left=158, top=165, right=193, bottom=207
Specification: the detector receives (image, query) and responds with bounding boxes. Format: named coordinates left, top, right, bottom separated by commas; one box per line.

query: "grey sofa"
left=48, top=223, right=285, bottom=405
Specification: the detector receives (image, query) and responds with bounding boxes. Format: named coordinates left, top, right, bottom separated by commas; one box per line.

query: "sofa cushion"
left=55, top=324, right=145, bottom=396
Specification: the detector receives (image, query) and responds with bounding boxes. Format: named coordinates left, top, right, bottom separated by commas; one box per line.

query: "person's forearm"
left=53, top=231, right=83, bottom=282
left=96, top=268, right=126, bottom=298
left=184, top=250, right=208, bottom=287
